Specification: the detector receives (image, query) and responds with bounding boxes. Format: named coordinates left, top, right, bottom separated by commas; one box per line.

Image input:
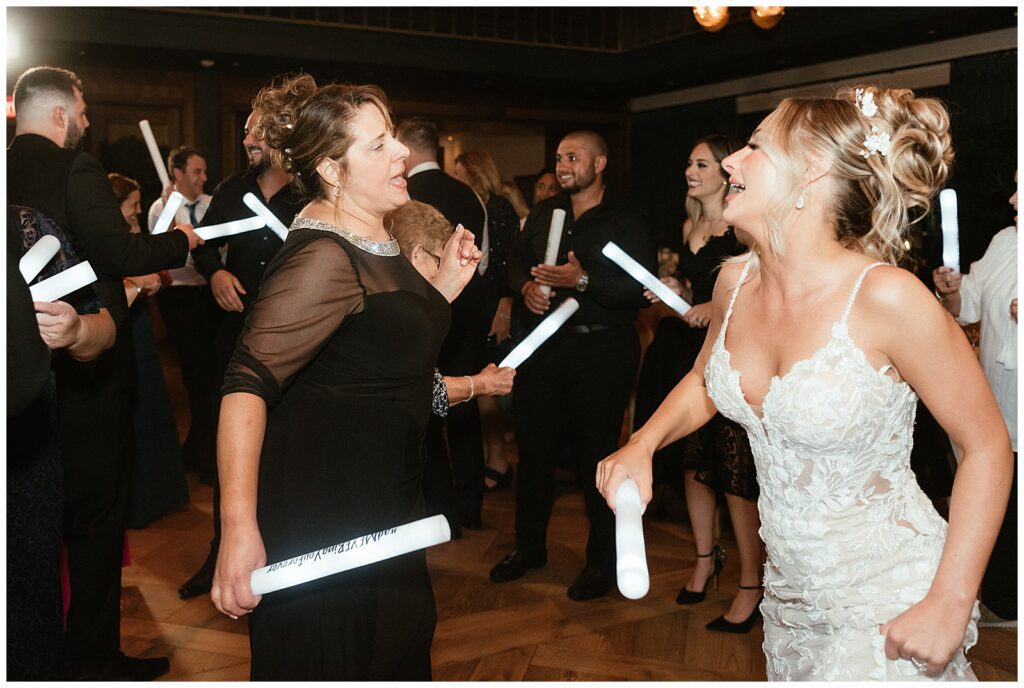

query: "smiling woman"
left=209, top=73, right=481, bottom=680
left=598, top=86, right=1012, bottom=681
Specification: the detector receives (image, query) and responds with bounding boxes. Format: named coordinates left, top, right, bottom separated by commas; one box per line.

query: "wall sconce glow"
left=693, top=5, right=730, bottom=32
left=7, top=28, right=20, bottom=61
left=751, top=6, right=785, bottom=30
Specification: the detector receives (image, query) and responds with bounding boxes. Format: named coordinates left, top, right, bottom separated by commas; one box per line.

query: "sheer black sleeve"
left=222, top=237, right=365, bottom=405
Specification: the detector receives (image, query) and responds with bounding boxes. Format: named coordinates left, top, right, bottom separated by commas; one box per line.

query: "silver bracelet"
left=464, top=375, right=475, bottom=401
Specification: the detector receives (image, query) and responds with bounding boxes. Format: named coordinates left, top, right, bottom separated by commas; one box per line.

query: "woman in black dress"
left=210, top=75, right=480, bottom=680
left=633, top=135, right=763, bottom=632
left=451, top=150, right=521, bottom=489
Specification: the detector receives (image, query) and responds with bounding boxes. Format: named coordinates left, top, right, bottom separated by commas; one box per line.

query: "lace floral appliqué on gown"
left=704, top=261, right=979, bottom=681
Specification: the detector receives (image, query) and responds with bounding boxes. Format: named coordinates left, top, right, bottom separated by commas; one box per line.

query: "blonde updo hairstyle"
left=752, top=85, right=953, bottom=266
left=253, top=73, right=394, bottom=202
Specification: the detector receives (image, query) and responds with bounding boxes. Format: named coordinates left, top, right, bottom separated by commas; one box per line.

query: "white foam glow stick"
left=29, top=261, right=98, bottom=303
left=243, top=192, right=289, bottom=241
left=615, top=479, right=649, bottom=600
left=19, top=235, right=61, bottom=282
left=138, top=120, right=171, bottom=189
left=499, top=297, right=579, bottom=370
left=538, top=208, right=566, bottom=297
left=151, top=192, right=185, bottom=235
left=195, top=215, right=266, bottom=241
left=602, top=241, right=692, bottom=317
left=249, top=514, right=451, bottom=596
left=939, top=188, right=960, bottom=273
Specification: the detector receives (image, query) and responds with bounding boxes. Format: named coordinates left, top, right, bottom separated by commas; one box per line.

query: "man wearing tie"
left=147, top=146, right=220, bottom=484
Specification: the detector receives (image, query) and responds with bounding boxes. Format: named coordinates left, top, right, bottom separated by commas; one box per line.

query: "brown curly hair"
left=252, top=73, right=394, bottom=202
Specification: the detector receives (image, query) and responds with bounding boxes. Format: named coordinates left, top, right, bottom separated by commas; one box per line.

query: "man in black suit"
left=7, top=65, right=199, bottom=680
left=490, top=131, right=657, bottom=602
left=395, top=117, right=489, bottom=533
left=180, top=109, right=301, bottom=599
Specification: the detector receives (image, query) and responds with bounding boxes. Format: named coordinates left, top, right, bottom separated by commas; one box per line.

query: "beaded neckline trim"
left=291, top=217, right=400, bottom=256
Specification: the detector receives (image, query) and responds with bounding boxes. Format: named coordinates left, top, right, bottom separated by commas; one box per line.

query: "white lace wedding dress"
left=704, top=261, right=979, bottom=681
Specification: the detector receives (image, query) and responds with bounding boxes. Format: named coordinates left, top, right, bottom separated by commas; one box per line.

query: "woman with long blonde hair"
left=598, top=86, right=1011, bottom=680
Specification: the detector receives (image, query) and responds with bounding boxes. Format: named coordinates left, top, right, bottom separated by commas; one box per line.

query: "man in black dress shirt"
left=7, top=65, right=199, bottom=680
left=181, top=109, right=301, bottom=599
left=489, top=131, right=657, bottom=601
left=396, top=118, right=490, bottom=534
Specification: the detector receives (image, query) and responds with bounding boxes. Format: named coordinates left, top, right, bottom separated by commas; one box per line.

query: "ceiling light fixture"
left=751, top=6, right=785, bottom=30
left=693, top=5, right=730, bottom=33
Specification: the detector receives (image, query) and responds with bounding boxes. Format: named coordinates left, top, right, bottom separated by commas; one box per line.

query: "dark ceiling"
left=7, top=5, right=1018, bottom=110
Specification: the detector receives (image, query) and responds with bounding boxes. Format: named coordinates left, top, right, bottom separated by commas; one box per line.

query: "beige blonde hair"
left=743, top=85, right=952, bottom=270
left=454, top=150, right=503, bottom=204
left=387, top=200, right=453, bottom=258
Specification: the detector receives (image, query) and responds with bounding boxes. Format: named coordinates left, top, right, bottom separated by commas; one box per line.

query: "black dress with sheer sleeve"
left=221, top=218, right=450, bottom=680
left=633, top=228, right=757, bottom=499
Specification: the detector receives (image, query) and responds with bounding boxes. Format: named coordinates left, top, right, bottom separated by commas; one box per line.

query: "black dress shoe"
left=78, top=652, right=171, bottom=681
left=489, top=548, right=546, bottom=583
left=567, top=565, right=615, bottom=601
left=179, top=552, right=216, bottom=599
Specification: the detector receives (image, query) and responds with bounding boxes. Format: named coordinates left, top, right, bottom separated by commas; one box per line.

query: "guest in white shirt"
left=147, top=146, right=223, bottom=485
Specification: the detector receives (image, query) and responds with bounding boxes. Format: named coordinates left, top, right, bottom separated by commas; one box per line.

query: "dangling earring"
left=333, top=184, right=342, bottom=199
left=795, top=189, right=806, bottom=210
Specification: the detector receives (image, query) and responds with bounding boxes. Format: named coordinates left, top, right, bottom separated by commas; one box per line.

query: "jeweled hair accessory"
left=861, top=126, right=892, bottom=158
left=855, top=88, right=889, bottom=158
left=855, top=88, right=878, bottom=117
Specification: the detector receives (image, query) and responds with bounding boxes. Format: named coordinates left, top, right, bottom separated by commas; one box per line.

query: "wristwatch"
left=575, top=270, right=589, bottom=292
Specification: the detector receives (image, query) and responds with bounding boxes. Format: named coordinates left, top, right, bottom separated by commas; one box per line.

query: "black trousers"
left=205, top=309, right=248, bottom=557
left=511, top=325, right=640, bottom=574
left=981, top=453, right=1017, bottom=619
left=55, top=331, right=135, bottom=676
left=156, top=285, right=222, bottom=479
left=428, top=275, right=492, bottom=523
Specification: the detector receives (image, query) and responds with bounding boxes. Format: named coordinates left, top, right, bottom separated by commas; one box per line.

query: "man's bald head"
left=562, top=130, right=608, bottom=158
left=555, top=130, right=608, bottom=195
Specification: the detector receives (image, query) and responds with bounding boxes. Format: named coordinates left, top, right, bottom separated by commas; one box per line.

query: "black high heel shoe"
left=485, top=465, right=514, bottom=491
left=676, top=544, right=725, bottom=605
left=705, top=584, right=764, bottom=633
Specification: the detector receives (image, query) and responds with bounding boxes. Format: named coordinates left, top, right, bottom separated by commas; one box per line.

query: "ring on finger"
left=909, top=657, right=928, bottom=673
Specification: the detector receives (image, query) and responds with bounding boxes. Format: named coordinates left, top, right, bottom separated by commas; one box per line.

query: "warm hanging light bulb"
left=693, top=5, right=730, bottom=33
left=751, top=6, right=785, bottom=30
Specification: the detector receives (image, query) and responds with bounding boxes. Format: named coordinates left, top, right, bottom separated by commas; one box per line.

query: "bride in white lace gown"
left=596, top=86, right=1012, bottom=681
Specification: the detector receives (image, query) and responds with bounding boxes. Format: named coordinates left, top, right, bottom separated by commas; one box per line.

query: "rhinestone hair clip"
left=855, top=88, right=890, bottom=158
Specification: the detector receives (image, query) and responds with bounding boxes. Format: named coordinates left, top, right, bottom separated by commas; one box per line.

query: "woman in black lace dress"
left=633, top=135, right=763, bottom=632
left=210, top=75, right=480, bottom=680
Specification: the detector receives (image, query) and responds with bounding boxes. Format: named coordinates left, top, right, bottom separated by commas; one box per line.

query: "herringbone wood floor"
left=120, top=304, right=1016, bottom=681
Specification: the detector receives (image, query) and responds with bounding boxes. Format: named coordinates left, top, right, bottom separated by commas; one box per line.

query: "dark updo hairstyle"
left=252, top=73, right=394, bottom=202
left=107, top=172, right=140, bottom=203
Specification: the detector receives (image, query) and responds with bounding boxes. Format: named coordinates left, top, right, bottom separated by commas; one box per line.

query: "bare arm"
left=595, top=261, right=741, bottom=511
left=444, top=364, right=515, bottom=406
left=35, top=302, right=116, bottom=363
left=210, top=392, right=268, bottom=619
left=862, top=268, right=1011, bottom=675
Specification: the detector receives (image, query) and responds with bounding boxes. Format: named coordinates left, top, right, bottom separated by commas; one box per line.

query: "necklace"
left=291, top=217, right=400, bottom=256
